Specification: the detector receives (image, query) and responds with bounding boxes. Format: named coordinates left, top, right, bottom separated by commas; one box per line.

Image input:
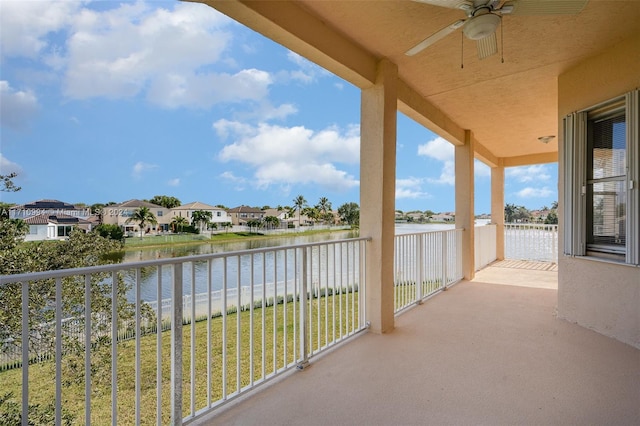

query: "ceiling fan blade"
left=411, top=0, right=473, bottom=11
left=476, top=32, right=498, bottom=59
left=504, top=0, right=588, bottom=15
left=405, top=19, right=466, bottom=56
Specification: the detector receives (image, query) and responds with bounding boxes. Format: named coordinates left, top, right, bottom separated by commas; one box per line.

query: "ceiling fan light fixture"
left=462, top=13, right=501, bottom=40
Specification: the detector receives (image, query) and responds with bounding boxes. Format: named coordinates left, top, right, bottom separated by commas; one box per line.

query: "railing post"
left=171, top=263, right=183, bottom=425
left=84, top=275, right=92, bottom=426
left=297, top=247, right=309, bottom=369
left=441, top=232, right=448, bottom=290
left=552, top=225, right=556, bottom=260
left=21, top=281, right=29, bottom=426
left=416, top=233, right=424, bottom=303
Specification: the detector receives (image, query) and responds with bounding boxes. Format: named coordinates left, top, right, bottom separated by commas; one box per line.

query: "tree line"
left=98, top=194, right=361, bottom=235
left=504, top=202, right=558, bottom=224
left=1, top=173, right=148, bottom=423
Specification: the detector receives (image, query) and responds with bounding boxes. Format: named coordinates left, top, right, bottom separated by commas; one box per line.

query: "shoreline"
left=120, top=227, right=357, bottom=252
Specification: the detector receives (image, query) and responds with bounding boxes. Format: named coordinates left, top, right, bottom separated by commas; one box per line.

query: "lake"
left=118, top=224, right=459, bottom=308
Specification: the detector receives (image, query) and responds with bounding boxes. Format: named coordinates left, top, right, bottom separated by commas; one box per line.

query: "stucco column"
left=491, top=163, right=505, bottom=260
left=360, top=59, right=397, bottom=334
left=455, top=131, right=475, bottom=280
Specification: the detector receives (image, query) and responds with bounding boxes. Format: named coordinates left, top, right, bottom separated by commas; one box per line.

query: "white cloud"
left=0, top=81, right=39, bottom=130
left=396, top=177, right=431, bottom=199
left=285, top=51, right=330, bottom=83
left=220, top=171, right=248, bottom=191
left=216, top=121, right=359, bottom=191
left=2, top=1, right=273, bottom=109
left=516, top=187, right=554, bottom=198
left=0, top=154, right=23, bottom=175
left=167, top=178, right=180, bottom=187
left=417, top=136, right=455, bottom=185
left=417, top=136, right=453, bottom=162
left=132, top=161, right=158, bottom=178
left=417, top=138, right=492, bottom=184
left=474, top=159, right=491, bottom=178
left=272, top=51, right=331, bottom=85
left=145, top=68, right=272, bottom=109
left=507, top=164, right=551, bottom=183
left=61, top=2, right=245, bottom=107
left=0, top=1, right=81, bottom=58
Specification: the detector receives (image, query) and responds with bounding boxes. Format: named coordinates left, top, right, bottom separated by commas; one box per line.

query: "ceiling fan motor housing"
left=462, top=5, right=500, bottom=40
left=463, top=10, right=501, bottom=40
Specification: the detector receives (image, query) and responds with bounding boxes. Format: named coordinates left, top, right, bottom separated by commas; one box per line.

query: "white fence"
left=394, top=229, right=464, bottom=313
left=0, top=238, right=369, bottom=425
left=475, top=224, right=497, bottom=270
left=505, top=223, right=558, bottom=262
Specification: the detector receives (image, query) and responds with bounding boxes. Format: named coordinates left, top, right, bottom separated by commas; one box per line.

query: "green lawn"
left=1, top=291, right=360, bottom=425
left=122, top=228, right=355, bottom=250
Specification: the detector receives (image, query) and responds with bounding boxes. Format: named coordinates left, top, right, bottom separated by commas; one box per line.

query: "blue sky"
left=0, top=0, right=558, bottom=214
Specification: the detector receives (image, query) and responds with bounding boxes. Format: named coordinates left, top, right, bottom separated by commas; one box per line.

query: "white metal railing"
left=475, top=224, right=497, bottom=270
left=394, top=229, right=464, bottom=313
left=0, top=237, right=369, bottom=425
left=505, top=223, right=558, bottom=262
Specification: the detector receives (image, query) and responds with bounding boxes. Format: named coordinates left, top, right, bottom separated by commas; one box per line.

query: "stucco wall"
left=557, top=32, right=640, bottom=348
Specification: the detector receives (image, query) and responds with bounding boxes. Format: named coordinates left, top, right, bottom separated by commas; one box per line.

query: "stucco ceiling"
left=197, top=0, right=640, bottom=165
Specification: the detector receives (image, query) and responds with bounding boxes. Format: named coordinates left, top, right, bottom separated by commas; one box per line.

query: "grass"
left=122, top=228, right=356, bottom=251
left=0, top=291, right=360, bottom=425
left=394, top=280, right=443, bottom=311
left=123, top=233, right=210, bottom=248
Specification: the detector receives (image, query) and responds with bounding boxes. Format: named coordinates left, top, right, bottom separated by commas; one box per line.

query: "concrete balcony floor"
left=199, top=262, right=639, bottom=426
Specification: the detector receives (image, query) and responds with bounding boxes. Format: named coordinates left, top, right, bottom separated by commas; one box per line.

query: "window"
left=157, top=211, right=163, bottom=217
left=57, top=225, right=73, bottom=237
left=564, top=90, right=639, bottom=264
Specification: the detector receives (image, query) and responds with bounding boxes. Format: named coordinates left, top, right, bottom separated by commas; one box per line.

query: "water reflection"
left=115, top=231, right=359, bottom=306
left=121, top=230, right=358, bottom=263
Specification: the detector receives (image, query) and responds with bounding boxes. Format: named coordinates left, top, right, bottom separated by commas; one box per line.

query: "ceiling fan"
left=406, top=0, right=589, bottom=59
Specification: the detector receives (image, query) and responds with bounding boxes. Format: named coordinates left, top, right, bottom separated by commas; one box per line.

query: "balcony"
left=2, top=228, right=638, bottom=425
left=200, top=262, right=639, bottom=426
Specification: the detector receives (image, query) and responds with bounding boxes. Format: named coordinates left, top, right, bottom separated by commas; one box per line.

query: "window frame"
left=563, top=90, right=639, bottom=265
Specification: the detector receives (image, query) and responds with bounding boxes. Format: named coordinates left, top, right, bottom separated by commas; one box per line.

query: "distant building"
left=8, top=200, right=92, bottom=241
left=262, top=208, right=290, bottom=228
left=171, top=202, right=231, bottom=225
left=227, top=206, right=265, bottom=226
left=432, top=213, right=454, bottom=222
left=10, top=199, right=90, bottom=220
left=23, top=213, right=92, bottom=241
left=101, top=199, right=171, bottom=233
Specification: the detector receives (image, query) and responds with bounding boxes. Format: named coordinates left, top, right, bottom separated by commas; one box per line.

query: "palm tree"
left=171, top=216, right=189, bottom=233
left=316, top=197, right=332, bottom=224
left=293, top=195, right=307, bottom=227
left=504, top=203, right=516, bottom=223
left=125, top=206, right=157, bottom=239
left=303, top=206, right=319, bottom=225
left=191, top=210, right=212, bottom=233
left=263, top=216, right=280, bottom=229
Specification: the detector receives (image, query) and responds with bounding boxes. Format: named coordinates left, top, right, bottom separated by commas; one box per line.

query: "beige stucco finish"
left=455, top=130, right=475, bottom=280
left=360, top=59, right=398, bottom=334
left=557, top=32, right=640, bottom=349
left=491, top=165, right=505, bottom=260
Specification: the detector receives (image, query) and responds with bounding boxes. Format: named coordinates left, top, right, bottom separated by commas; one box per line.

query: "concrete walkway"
left=198, top=264, right=639, bottom=426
